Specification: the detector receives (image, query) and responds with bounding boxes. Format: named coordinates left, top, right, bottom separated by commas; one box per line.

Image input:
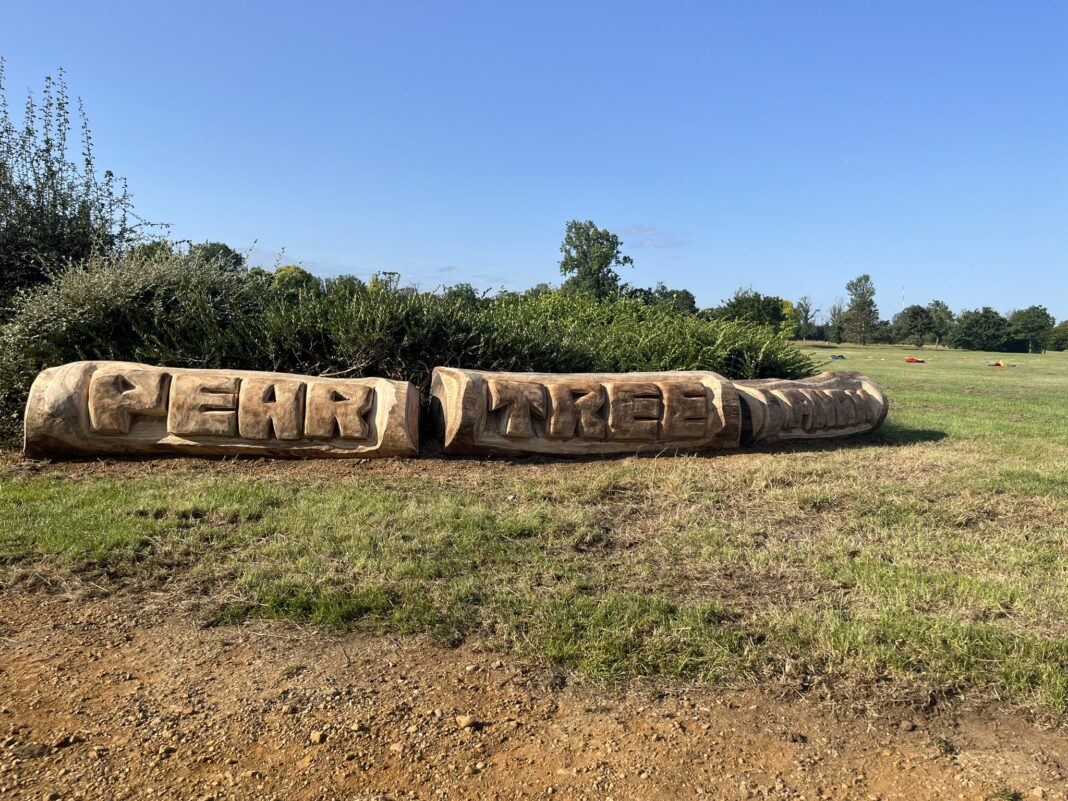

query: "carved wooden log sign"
left=23, top=361, right=420, bottom=458
left=23, top=361, right=888, bottom=459
left=430, top=367, right=888, bottom=455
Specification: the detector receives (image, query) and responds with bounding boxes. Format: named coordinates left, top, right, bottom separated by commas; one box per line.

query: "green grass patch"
left=3, top=345, right=1068, bottom=714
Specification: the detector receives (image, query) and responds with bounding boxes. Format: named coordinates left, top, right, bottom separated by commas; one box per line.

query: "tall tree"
left=709, top=288, right=787, bottom=328
left=947, top=307, right=1009, bottom=351
left=844, top=274, right=879, bottom=344
left=795, top=296, right=818, bottom=339
left=892, top=304, right=934, bottom=345
left=1007, top=305, right=1055, bottom=353
left=650, top=282, right=697, bottom=314
left=925, top=300, right=955, bottom=345
left=189, top=241, right=245, bottom=270
left=1049, top=320, right=1068, bottom=352
left=827, top=299, right=847, bottom=344
left=779, top=299, right=799, bottom=339
left=558, top=219, right=633, bottom=299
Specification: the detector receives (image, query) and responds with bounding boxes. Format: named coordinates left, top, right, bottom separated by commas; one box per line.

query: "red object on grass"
left=904, top=357, right=925, bottom=363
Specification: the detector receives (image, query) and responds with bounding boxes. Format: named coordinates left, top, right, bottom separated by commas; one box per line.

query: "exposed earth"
left=2, top=590, right=1066, bottom=801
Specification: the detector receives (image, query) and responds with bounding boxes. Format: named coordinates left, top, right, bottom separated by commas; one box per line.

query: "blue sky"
left=4, top=1, right=1066, bottom=320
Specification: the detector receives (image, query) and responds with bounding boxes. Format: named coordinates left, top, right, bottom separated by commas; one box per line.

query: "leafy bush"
left=947, top=307, right=1009, bottom=351
left=0, top=63, right=150, bottom=303
left=0, top=251, right=814, bottom=440
left=1049, top=321, right=1068, bottom=352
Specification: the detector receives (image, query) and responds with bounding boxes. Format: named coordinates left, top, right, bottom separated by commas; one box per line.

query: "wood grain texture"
left=24, top=361, right=419, bottom=459
left=431, top=367, right=888, bottom=456
left=430, top=367, right=742, bottom=456
left=734, top=371, right=889, bottom=445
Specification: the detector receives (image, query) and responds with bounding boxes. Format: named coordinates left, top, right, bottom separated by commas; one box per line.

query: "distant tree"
left=441, top=282, right=483, bottom=304
left=127, top=239, right=177, bottom=261
left=925, top=300, right=955, bottom=345
left=272, top=264, right=320, bottom=296
left=525, top=282, right=554, bottom=297
left=870, top=318, right=895, bottom=344
left=827, top=299, right=847, bottom=344
left=189, top=241, right=245, bottom=270
left=1007, top=305, right=1055, bottom=353
left=1048, top=320, right=1068, bottom=352
left=892, top=304, right=934, bottom=346
left=644, top=282, right=697, bottom=314
left=795, top=296, right=818, bottom=339
left=369, top=271, right=401, bottom=292
left=844, top=274, right=879, bottom=344
left=324, top=274, right=365, bottom=296
left=947, top=307, right=1009, bottom=351
left=779, top=299, right=800, bottom=339
left=0, top=62, right=152, bottom=301
left=709, top=288, right=787, bottom=328
left=558, top=219, right=633, bottom=299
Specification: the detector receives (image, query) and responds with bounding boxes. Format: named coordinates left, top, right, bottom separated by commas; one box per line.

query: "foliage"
left=0, top=250, right=814, bottom=439
left=926, top=300, right=955, bottom=344
left=271, top=264, right=321, bottom=297
left=708, top=288, right=793, bottom=335
left=1007, top=305, right=1055, bottom=353
left=0, top=62, right=150, bottom=304
left=778, top=299, right=799, bottom=339
left=827, top=299, right=847, bottom=344
left=1049, top=320, right=1068, bottom=352
left=794, top=295, right=818, bottom=339
left=558, top=219, right=633, bottom=299
left=844, top=274, right=879, bottom=345
left=947, top=307, right=1009, bottom=351
left=627, top=282, right=697, bottom=314
left=189, top=241, right=245, bottom=270
left=892, top=304, right=934, bottom=346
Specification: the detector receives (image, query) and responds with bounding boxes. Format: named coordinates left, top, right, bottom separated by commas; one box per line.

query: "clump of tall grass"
left=0, top=252, right=814, bottom=440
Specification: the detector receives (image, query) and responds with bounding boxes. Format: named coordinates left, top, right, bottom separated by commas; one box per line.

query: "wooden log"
left=23, top=361, right=419, bottom=459
left=431, top=367, right=888, bottom=456
left=734, top=371, right=889, bottom=445
left=430, top=367, right=742, bottom=456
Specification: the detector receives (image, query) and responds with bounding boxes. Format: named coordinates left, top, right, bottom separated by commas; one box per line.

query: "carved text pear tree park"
left=23, top=361, right=887, bottom=459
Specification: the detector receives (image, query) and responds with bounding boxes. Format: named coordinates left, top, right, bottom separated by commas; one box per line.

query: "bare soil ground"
left=2, top=589, right=1066, bottom=801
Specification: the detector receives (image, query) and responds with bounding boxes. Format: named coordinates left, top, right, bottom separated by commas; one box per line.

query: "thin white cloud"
left=619, top=224, right=684, bottom=250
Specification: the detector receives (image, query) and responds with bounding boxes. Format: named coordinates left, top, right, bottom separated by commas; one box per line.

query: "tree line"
left=549, top=220, right=1065, bottom=353
left=1, top=65, right=1064, bottom=354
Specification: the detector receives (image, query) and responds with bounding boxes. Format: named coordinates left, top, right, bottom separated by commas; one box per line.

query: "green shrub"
left=0, top=252, right=814, bottom=440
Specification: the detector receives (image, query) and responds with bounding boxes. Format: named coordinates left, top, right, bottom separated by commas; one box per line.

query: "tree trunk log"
left=24, top=361, right=419, bottom=459
left=431, top=367, right=887, bottom=456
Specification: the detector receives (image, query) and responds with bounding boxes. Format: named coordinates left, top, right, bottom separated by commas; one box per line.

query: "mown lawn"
left=3, top=344, right=1068, bottom=713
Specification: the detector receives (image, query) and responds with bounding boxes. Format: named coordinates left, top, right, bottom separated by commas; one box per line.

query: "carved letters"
left=24, top=361, right=419, bottom=458
left=430, top=368, right=741, bottom=456
left=25, top=362, right=887, bottom=460
left=431, top=367, right=887, bottom=456
left=733, top=372, right=888, bottom=445
left=87, top=368, right=169, bottom=434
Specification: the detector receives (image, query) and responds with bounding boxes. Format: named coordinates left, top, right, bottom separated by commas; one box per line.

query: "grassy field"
left=3, top=344, right=1068, bottom=714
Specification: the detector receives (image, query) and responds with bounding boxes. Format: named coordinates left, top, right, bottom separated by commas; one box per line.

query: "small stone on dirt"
left=309, top=730, right=326, bottom=744
left=455, top=714, right=476, bottom=729
left=900, top=720, right=917, bottom=732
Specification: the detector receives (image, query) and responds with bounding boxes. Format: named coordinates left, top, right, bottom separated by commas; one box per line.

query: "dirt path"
left=0, top=591, right=1064, bottom=800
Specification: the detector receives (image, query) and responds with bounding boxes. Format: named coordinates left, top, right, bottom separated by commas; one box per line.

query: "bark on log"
left=431, top=367, right=887, bottom=456
left=24, top=361, right=419, bottom=459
